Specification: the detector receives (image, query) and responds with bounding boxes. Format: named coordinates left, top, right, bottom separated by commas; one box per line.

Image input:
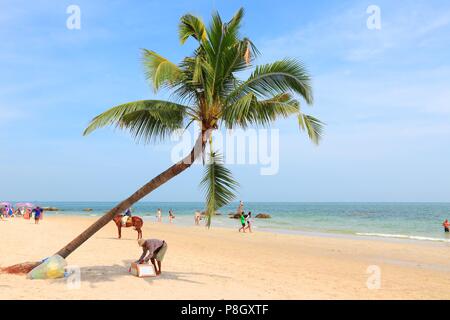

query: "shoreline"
left=32, top=212, right=450, bottom=246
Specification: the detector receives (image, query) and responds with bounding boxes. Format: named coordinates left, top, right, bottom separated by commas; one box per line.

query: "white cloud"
left=258, top=2, right=450, bottom=63
left=253, top=1, right=450, bottom=125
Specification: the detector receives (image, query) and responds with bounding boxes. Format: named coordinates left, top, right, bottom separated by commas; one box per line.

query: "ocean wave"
left=356, top=232, right=450, bottom=243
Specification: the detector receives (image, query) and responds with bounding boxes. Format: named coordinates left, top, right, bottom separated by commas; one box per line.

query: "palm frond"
left=227, top=58, right=313, bottom=104
left=242, top=37, right=260, bottom=65
left=179, top=14, right=207, bottom=44
left=222, top=93, right=300, bottom=128
left=298, top=113, right=324, bottom=145
left=83, top=100, right=188, bottom=143
left=142, top=49, right=182, bottom=91
left=202, top=8, right=246, bottom=104
left=227, top=7, right=245, bottom=31
left=199, top=151, right=239, bottom=228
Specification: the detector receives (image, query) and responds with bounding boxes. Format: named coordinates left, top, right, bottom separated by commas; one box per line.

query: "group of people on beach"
left=129, top=201, right=255, bottom=275
left=120, top=214, right=450, bottom=278
left=121, top=207, right=176, bottom=226
left=1, top=205, right=16, bottom=218
left=156, top=208, right=175, bottom=223
left=1, top=204, right=43, bottom=224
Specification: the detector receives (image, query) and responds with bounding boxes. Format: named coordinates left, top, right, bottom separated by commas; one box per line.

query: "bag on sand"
left=27, top=255, right=67, bottom=280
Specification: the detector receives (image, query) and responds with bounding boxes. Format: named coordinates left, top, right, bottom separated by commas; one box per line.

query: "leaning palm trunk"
left=56, top=131, right=208, bottom=259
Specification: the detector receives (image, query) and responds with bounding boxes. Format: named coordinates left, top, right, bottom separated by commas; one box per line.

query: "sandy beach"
left=0, top=215, right=449, bottom=300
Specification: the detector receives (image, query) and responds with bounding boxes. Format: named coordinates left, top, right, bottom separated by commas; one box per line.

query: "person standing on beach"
left=156, top=208, right=162, bottom=222
left=443, top=219, right=450, bottom=232
left=238, top=211, right=246, bottom=233
left=237, top=200, right=244, bottom=215
left=169, top=209, right=175, bottom=223
left=8, top=206, right=14, bottom=218
left=194, top=210, right=201, bottom=225
left=2, top=206, right=9, bottom=218
left=136, top=238, right=168, bottom=275
left=24, top=207, right=31, bottom=219
left=32, top=206, right=43, bottom=224
left=245, top=212, right=253, bottom=233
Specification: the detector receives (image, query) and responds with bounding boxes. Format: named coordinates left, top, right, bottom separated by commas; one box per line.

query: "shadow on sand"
left=75, top=260, right=230, bottom=288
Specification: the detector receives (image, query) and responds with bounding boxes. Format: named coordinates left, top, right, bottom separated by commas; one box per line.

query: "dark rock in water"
left=229, top=213, right=242, bottom=219
left=83, top=208, right=93, bottom=212
left=43, top=207, right=59, bottom=211
left=255, top=213, right=271, bottom=219
left=200, top=211, right=221, bottom=216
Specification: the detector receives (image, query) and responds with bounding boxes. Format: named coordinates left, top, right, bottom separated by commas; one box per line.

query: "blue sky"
left=1, top=0, right=450, bottom=202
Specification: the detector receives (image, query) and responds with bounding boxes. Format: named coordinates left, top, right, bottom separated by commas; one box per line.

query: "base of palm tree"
left=1, top=261, right=40, bottom=275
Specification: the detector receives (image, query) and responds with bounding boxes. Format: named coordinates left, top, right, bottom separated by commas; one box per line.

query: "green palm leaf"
left=227, top=58, right=313, bottom=104
left=179, top=14, right=207, bottom=44
left=298, top=113, right=324, bottom=144
left=200, top=151, right=239, bottom=228
left=142, top=49, right=182, bottom=92
left=83, top=100, right=187, bottom=143
left=222, top=93, right=300, bottom=128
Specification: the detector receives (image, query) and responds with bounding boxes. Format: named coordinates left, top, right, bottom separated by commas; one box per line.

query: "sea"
left=18, top=201, right=450, bottom=244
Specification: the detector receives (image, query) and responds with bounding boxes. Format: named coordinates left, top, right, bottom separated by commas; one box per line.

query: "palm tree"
left=19, top=8, right=323, bottom=266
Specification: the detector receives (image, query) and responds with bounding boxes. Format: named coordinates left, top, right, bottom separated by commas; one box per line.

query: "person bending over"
left=136, top=238, right=168, bottom=275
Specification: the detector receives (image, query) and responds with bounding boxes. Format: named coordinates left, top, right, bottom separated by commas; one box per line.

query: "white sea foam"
left=356, top=232, right=450, bottom=243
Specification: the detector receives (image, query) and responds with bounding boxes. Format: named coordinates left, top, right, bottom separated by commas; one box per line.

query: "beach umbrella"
left=0, top=202, right=11, bottom=207
left=15, top=203, right=34, bottom=208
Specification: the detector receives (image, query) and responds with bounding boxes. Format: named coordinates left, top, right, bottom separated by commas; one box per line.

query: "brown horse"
left=113, top=215, right=143, bottom=239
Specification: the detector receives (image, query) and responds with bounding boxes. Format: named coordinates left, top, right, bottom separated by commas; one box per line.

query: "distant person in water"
left=245, top=212, right=253, bottom=233
left=169, top=209, right=175, bottom=223
left=32, top=206, right=43, bottom=224
left=136, top=238, right=168, bottom=275
left=443, top=219, right=450, bottom=233
left=238, top=211, right=246, bottom=233
left=156, top=208, right=162, bottom=222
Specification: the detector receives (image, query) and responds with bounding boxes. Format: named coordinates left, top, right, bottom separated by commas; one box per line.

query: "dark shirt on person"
left=32, top=208, right=42, bottom=218
left=138, top=239, right=164, bottom=262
